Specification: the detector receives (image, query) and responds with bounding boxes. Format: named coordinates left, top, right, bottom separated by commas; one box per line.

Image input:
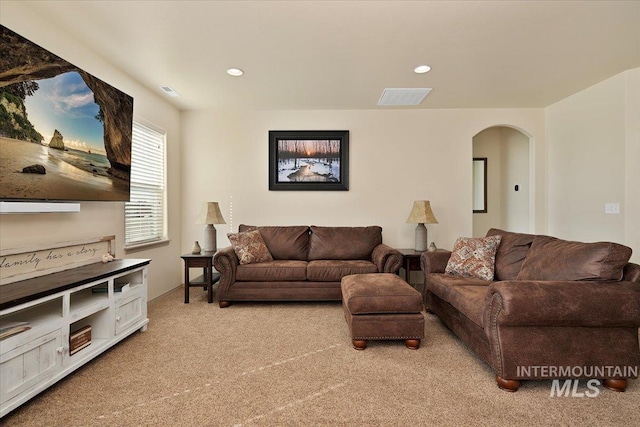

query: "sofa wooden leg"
left=352, top=339, right=367, bottom=350
left=218, top=301, right=231, bottom=308
left=603, top=379, right=627, bottom=392
left=405, top=339, right=420, bottom=350
left=496, top=376, right=520, bottom=392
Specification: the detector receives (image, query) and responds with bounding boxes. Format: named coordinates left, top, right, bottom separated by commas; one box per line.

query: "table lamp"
left=406, top=200, right=438, bottom=251
left=197, top=202, right=226, bottom=252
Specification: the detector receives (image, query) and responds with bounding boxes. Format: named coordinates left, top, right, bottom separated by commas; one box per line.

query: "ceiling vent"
left=378, top=88, right=432, bottom=106
left=160, top=86, right=181, bottom=97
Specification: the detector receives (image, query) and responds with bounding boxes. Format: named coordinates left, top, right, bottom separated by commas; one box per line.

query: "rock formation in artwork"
left=78, top=72, right=132, bottom=181
left=22, top=164, right=46, bottom=174
left=0, top=92, right=44, bottom=143
left=0, top=25, right=132, bottom=181
left=49, top=129, right=65, bottom=150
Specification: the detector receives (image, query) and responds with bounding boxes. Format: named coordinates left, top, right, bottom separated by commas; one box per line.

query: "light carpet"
left=3, top=286, right=639, bottom=426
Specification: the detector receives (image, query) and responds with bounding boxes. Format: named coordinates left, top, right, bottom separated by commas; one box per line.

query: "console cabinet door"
left=0, top=329, right=64, bottom=403
left=114, top=292, right=145, bottom=335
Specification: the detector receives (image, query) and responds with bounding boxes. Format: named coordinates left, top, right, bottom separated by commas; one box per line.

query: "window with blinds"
left=125, top=122, right=166, bottom=247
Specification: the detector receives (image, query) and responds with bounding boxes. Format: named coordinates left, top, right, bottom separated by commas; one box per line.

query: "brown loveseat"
left=421, top=228, right=640, bottom=392
left=213, top=225, right=402, bottom=307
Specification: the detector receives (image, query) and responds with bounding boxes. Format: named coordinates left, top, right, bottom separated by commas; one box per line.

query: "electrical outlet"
left=605, top=203, right=620, bottom=214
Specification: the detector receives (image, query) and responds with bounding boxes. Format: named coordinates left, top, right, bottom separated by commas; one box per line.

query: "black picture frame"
left=473, top=157, right=488, bottom=213
left=269, top=130, right=349, bottom=191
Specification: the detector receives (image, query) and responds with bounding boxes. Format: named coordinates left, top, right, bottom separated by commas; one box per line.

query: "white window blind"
left=125, top=122, right=166, bottom=246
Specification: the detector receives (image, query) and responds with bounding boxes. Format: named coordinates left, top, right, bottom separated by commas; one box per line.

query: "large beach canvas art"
left=0, top=25, right=133, bottom=202
left=269, top=130, right=349, bottom=191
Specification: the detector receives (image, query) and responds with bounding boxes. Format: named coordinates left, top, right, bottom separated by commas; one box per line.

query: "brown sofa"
left=213, top=225, right=402, bottom=307
left=421, top=228, right=640, bottom=392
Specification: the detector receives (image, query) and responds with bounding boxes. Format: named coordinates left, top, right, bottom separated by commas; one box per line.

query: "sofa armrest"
left=624, top=262, right=640, bottom=282
left=485, top=280, right=640, bottom=328
left=371, top=244, right=402, bottom=273
left=420, top=250, right=451, bottom=275
left=213, top=246, right=239, bottom=301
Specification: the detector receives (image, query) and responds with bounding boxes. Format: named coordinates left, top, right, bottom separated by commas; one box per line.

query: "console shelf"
left=0, top=259, right=150, bottom=417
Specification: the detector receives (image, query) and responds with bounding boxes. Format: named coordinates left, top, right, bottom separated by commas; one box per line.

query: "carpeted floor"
left=3, top=286, right=639, bottom=426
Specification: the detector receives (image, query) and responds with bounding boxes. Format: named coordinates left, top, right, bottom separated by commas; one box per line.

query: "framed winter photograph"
left=268, top=130, right=349, bottom=191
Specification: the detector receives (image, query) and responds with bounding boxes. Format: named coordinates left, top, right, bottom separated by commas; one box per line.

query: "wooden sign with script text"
left=0, top=236, right=114, bottom=285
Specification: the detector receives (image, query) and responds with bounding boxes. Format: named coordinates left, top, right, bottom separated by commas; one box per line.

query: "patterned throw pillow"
left=445, top=236, right=502, bottom=281
left=227, top=230, right=274, bottom=265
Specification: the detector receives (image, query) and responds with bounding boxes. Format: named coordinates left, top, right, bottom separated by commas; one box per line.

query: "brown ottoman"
left=341, top=273, right=424, bottom=350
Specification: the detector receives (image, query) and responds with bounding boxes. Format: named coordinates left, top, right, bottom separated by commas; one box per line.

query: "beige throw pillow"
left=445, top=236, right=502, bottom=281
left=227, top=230, right=273, bottom=265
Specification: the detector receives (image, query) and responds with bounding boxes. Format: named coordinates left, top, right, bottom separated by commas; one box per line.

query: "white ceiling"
left=17, top=0, right=640, bottom=111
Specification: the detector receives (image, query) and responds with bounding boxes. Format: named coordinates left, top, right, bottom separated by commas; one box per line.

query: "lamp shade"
left=406, top=200, right=438, bottom=224
left=196, top=202, right=226, bottom=225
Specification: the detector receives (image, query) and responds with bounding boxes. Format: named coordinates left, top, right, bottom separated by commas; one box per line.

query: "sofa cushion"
left=486, top=228, right=535, bottom=280
left=426, top=273, right=491, bottom=327
left=427, top=272, right=493, bottom=300
left=307, top=260, right=378, bottom=282
left=308, top=226, right=382, bottom=260
left=239, top=225, right=310, bottom=261
left=517, top=235, right=632, bottom=281
left=236, top=260, right=307, bottom=281
left=228, top=230, right=274, bottom=265
left=446, top=285, right=489, bottom=328
left=445, top=236, right=502, bottom=281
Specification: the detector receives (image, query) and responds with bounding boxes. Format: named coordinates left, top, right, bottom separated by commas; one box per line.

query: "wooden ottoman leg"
left=603, top=379, right=627, bottom=392
left=352, top=339, right=367, bottom=350
left=405, top=339, right=420, bottom=350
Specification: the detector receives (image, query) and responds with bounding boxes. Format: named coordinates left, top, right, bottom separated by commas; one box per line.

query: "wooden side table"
left=397, top=249, right=426, bottom=289
left=180, top=252, right=221, bottom=304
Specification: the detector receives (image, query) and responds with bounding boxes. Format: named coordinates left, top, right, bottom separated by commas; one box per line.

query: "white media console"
left=0, top=259, right=150, bottom=417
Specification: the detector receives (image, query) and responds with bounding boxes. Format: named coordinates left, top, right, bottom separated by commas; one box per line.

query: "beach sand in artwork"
left=0, top=137, right=129, bottom=201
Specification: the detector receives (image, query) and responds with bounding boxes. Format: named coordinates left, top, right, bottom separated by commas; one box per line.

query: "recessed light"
left=227, top=68, right=244, bottom=77
left=414, top=65, right=431, bottom=74
left=159, top=86, right=181, bottom=97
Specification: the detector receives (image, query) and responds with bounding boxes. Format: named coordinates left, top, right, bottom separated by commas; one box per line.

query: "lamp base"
left=414, top=223, right=428, bottom=251
left=203, top=224, right=217, bottom=252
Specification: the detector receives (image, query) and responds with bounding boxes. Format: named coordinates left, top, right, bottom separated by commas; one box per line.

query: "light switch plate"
left=605, top=203, right=620, bottom=214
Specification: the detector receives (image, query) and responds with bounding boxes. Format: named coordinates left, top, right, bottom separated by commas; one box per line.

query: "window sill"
left=124, top=238, right=171, bottom=253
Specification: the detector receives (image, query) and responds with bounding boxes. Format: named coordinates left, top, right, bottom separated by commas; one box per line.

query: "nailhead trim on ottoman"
left=341, top=273, right=425, bottom=350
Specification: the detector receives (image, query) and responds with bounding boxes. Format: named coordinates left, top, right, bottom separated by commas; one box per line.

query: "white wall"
left=181, top=109, right=546, bottom=253
left=546, top=68, right=640, bottom=262
left=500, top=127, right=530, bottom=232
left=0, top=4, right=183, bottom=300
left=624, top=68, right=640, bottom=264
left=472, top=128, right=502, bottom=236
left=472, top=127, right=529, bottom=237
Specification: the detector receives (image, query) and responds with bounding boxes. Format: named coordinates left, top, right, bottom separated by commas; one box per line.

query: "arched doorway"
left=472, top=126, right=532, bottom=237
